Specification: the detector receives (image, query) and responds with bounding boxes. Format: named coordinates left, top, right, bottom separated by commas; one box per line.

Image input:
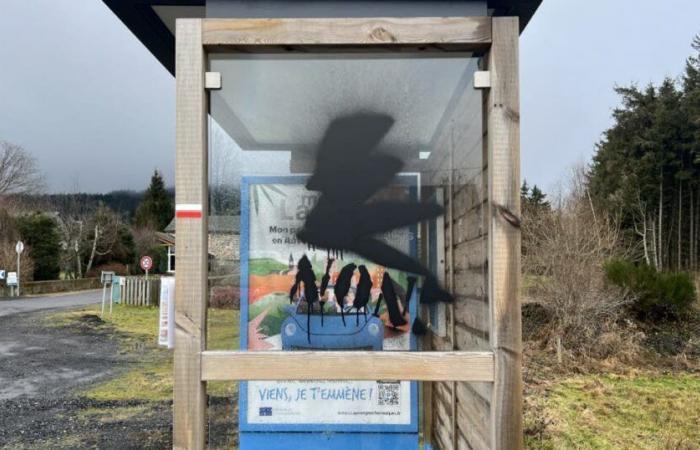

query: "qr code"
left=377, top=382, right=401, bottom=406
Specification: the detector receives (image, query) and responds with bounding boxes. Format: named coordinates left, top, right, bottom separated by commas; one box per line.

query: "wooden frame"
left=201, top=351, right=494, bottom=381
left=174, top=16, right=521, bottom=450
left=487, top=17, right=522, bottom=450
left=202, top=17, right=491, bottom=49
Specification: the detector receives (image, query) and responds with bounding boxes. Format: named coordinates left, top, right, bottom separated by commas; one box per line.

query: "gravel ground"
left=0, top=309, right=172, bottom=449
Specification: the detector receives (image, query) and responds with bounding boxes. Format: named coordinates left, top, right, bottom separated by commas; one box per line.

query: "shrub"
left=524, top=197, right=629, bottom=342
left=209, top=285, right=240, bottom=309
left=85, top=262, right=129, bottom=278
left=149, top=245, right=168, bottom=274
left=604, top=259, right=696, bottom=320
left=522, top=165, right=634, bottom=361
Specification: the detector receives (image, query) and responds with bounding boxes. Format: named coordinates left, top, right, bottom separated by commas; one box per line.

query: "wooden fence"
left=120, top=277, right=160, bottom=306
left=0, top=277, right=101, bottom=298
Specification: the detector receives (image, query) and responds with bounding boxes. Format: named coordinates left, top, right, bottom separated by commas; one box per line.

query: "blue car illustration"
left=280, top=300, right=384, bottom=351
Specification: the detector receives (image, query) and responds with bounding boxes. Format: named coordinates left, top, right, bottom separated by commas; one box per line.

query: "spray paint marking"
left=175, top=203, right=203, bottom=219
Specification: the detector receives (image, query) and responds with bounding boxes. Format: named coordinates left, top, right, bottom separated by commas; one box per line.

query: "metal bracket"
left=474, top=71, right=491, bottom=89
left=205, top=72, right=222, bottom=90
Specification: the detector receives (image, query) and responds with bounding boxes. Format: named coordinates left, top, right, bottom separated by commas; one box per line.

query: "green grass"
left=248, top=258, right=288, bottom=276
left=51, top=304, right=700, bottom=449
left=526, top=373, right=700, bottom=449
left=50, top=304, right=240, bottom=401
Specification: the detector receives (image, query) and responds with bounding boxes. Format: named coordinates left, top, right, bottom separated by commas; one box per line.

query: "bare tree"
left=209, top=135, right=240, bottom=215
left=524, top=165, right=633, bottom=362
left=55, top=213, right=86, bottom=278
left=52, top=190, right=92, bottom=278
left=84, top=204, right=121, bottom=276
left=0, top=141, right=44, bottom=196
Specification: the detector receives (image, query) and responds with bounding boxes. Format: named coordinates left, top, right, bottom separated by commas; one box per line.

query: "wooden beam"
left=202, top=17, right=491, bottom=49
left=487, top=17, right=523, bottom=450
left=201, top=351, right=494, bottom=382
left=174, top=18, right=208, bottom=450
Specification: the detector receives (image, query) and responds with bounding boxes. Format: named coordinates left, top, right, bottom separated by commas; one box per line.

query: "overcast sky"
left=1, top=0, right=699, bottom=194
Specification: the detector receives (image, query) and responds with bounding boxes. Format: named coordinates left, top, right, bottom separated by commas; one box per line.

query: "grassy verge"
left=50, top=303, right=700, bottom=448
left=525, top=372, right=700, bottom=449
left=49, top=304, right=240, bottom=400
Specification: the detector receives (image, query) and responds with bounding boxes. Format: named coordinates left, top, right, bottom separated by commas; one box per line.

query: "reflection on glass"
left=205, top=51, right=487, bottom=448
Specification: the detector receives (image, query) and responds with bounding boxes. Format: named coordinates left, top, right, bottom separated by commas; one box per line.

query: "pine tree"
left=529, top=185, right=550, bottom=210
left=520, top=180, right=550, bottom=214
left=682, top=36, right=700, bottom=270
left=134, top=170, right=174, bottom=230
left=521, top=181, right=550, bottom=259
left=16, top=213, right=61, bottom=281
left=520, top=180, right=530, bottom=202
left=588, top=36, right=700, bottom=271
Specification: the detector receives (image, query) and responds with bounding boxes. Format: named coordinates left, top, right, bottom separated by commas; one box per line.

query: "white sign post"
left=15, top=241, right=24, bottom=297
left=101, top=271, right=115, bottom=316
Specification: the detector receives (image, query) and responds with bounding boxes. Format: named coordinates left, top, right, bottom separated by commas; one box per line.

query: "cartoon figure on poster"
left=245, top=182, right=417, bottom=354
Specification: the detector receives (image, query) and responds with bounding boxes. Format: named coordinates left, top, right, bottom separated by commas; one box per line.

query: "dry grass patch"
left=526, top=372, right=700, bottom=449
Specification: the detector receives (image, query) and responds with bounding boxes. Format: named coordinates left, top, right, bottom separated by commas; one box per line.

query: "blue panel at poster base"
left=240, top=432, right=419, bottom=450
left=239, top=175, right=421, bottom=450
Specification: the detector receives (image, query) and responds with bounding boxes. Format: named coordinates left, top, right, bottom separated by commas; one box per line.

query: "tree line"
left=588, top=36, right=700, bottom=273
left=0, top=163, right=175, bottom=281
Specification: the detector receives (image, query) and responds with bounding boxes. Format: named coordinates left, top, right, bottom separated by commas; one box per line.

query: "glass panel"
left=205, top=51, right=487, bottom=448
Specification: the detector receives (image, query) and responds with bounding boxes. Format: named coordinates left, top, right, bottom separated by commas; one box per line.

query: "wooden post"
left=487, top=17, right=522, bottom=450
left=174, top=18, right=208, bottom=450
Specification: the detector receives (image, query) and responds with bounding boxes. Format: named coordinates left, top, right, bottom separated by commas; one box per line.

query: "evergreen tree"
left=520, top=180, right=550, bottom=214
left=520, top=180, right=530, bottom=202
left=16, top=213, right=61, bottom=280
left=134, top=170, right=174, bottom=230
left=521, top=180, right=550, bottom=258
left=588, top=36, right=700, bottom=271
left=528, top=185, right=550, bottom=210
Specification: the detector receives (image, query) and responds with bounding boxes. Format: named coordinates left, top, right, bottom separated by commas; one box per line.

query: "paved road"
left=0, top=290, right=101, bottom=317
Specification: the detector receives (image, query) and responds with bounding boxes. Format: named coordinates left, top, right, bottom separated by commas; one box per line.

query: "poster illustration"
left=240, top=175, right=418, bottom=430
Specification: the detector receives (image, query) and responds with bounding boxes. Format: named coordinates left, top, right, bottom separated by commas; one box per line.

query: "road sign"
left=140, top=256, right=153, bottom=271
left=0, top=270, right=5, bottom=280
left=15, top=241, right=24, bottom=254
left=7, top=272, right=18, bottom=286
left=101, top=271, right=115, bottom=284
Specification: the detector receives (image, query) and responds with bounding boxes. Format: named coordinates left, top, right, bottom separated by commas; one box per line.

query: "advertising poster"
left=240, top=175, right=418, bottom=432
left=158, top=277, right=175, bottom=348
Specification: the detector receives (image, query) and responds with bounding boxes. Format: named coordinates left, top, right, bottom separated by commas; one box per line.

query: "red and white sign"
left=140, top=255, right=153, bottom=271
left=175, top=203, right=203, bottom=219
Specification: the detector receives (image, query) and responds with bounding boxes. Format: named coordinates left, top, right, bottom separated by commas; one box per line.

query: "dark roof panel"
left=488, top=0, right=541, bottom=32
left=103, top=0, right=541, bottom=74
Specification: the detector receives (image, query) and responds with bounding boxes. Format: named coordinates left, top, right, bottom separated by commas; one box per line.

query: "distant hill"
left=17, top=188, right=175, bottom=220
left=10, top=185, right=244, bottom=221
